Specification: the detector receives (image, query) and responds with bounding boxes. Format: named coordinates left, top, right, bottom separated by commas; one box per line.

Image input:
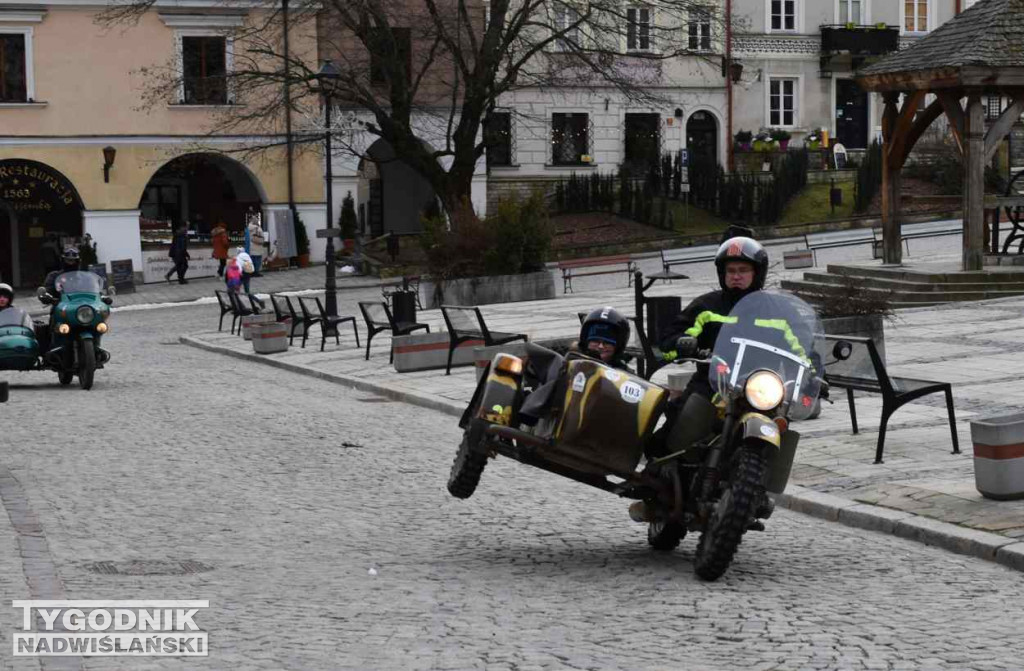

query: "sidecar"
left=0, top=307, right=41, bottom=372
left=448, top=343, right=670, bottom=500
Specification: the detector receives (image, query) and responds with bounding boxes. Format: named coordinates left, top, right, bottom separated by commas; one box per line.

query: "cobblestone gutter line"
left=0, top=466, right=83, bottom=671
left=182, top=335, right=1024, bottom=575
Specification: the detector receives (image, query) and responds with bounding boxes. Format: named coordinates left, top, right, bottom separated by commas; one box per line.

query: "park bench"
left=225, top=291, right=263, bottom=336
left=214, top=290, right=235, bottom=332
left=660, top=245, right=717, bottom=274
left=898, top=220, right=962, bottom=253
left=441, top=305, right=528, bottom=375
left=357, top=301, right=430, bottom=363
left=804, top=228, right=880, bottom=264
left=823, top=334, right=960, bottom=464
left=298, top=296, right=360, bottom=352
left=557, top=255, right=637, bottom=293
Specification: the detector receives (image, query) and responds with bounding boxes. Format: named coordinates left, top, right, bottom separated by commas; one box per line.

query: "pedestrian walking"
left=224, top=257, right=243, bottom=293
left=165, top=224, right=190, bottom=284
left=235, top=246, right=255, bottom=294
left=211, top=220, right=230, bottom=277
left=247, top=217, right=266, bottom=276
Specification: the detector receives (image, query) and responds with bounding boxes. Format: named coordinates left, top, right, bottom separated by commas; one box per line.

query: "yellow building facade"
left=0, top=2, right=325, bottom=287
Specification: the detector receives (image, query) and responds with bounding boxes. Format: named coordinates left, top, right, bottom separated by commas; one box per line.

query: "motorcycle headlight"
left=76, top=306, right=95, bottom=324
left=57, top=323, right=71, bottom=335
left=745, top=370, right=785, bottom=411
left=96, top=322, right=108, bottom=334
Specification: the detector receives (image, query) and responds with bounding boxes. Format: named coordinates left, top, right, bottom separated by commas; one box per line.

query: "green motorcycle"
left=37, top=270, right=113, bottom=390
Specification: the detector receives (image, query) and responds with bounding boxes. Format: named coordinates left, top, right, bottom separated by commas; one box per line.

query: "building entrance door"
left=686, top=111, right=718, bottom=166
left=836, top=79, right=869, bottom=149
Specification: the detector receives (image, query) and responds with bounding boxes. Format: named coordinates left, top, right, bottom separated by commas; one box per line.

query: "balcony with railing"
left=820, top=24, right=899, bottom=75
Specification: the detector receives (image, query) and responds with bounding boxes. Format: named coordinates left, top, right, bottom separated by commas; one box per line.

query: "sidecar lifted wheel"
left=447, top=425, right=489, bottom=499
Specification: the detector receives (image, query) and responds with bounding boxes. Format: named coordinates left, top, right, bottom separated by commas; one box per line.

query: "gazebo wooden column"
left=880, top=91, right=926, bottom=264
left=964, top=94, right=986, bottom=271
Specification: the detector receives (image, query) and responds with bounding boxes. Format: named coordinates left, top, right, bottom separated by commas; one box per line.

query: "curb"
left=776, top=486, right=1024, bottom=573
left=182, top=335, right=1024, bottom=574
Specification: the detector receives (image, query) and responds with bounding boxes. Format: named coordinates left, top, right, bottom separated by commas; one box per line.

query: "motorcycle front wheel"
left=693, top=448, right=765, bottom=581
left=77, top=339, right=96, bottom=390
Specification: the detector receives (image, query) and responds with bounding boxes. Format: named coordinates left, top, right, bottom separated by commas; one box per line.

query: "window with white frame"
left=769, top=0, right=796, bottom=31
left=688, top=9, right=711, bottom=51
left=904, top=0, right=928, bottom=33
left=553, top=5, right=580, bottom=51
left=182, top=36, right=228, bottom=104
left=626, top=6, right=651, bottom=52
left=768, top=77, right=797, bottom=127
left=839, top=0, right=862, bottom=25
left=0, top=32, right=28, bottom=102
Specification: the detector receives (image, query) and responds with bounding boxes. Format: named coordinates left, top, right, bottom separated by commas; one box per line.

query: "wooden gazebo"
left=857, top=0, right=1024, bottom=270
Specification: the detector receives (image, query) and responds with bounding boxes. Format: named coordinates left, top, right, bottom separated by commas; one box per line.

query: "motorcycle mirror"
left=832, top=341, right=853, bottom=361
left=36, top=287, right=52, bottom=304
left=101, top=296, right=113, bottom=306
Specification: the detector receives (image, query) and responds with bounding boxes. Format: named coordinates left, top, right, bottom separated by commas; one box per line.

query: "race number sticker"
left=619, top=381, right=644, bottom=404
left=572, top=372, right=586, bottom=393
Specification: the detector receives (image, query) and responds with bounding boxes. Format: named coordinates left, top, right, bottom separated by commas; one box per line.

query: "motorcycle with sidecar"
left=446, top=291, right=830, bottom=581
left=0, top=270, right=112, bottom=390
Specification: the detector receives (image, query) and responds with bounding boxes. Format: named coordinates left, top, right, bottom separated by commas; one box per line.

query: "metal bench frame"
left=823, top=335, right=960, bottom=464
left=660, top=247, right=716, bottom=274
left=440, top=305, right=528, bottom=375
left=358, top=301, right=430, bottom=362
left=557, top=256, right=637, bottom=293
left=214, top=290, right=235, bottom=332
left=298, top=296, right=360, bottom=352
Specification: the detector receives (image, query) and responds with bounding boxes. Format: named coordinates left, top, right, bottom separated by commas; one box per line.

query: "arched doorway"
left=139, top=153, right=264, bottom=242
left=358, top=139, right=437, bottom=238
left=0, top=159, right=85, bottom=288
left=686, top=111, right=719, bottom=166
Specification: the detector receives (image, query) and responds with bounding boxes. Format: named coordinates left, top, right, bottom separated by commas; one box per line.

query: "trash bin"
left=391, top=290, right=417, bottom=325
left=970, top=412, right=1024, bottom=500
left=645, top=296, right=681, bottom=345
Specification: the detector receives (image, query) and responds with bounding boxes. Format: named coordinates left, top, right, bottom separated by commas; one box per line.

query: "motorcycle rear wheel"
left=78, top=340, right=95, bottom=391
left=693, top=448, right=765, bottom=581
left=648, top=519, right=686, bottom=551
left=447, top=421, right=488, bottom=499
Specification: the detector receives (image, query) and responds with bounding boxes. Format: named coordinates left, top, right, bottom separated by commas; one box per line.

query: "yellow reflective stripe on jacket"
left=753, top=318, right=811, bottom=365
left=684, top=311, right=738, bottom=338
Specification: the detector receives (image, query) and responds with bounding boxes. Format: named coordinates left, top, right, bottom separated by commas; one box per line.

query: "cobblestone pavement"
left=2, top=304, right=1024, bottom=669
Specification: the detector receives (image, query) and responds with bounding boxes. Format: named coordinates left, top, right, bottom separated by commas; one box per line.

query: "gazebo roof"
left=858, top=0, right=1024, bottom=90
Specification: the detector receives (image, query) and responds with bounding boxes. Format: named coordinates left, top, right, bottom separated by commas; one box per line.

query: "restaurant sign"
left=0, top=160, right=82, bottom=214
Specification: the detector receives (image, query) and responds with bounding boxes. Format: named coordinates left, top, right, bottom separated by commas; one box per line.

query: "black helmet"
left=579, top=306, right=631, bottom=359
left=715, top=236, right=768, bottom=292
left=61, top=246, right=80, bottom=268
left=0, top=282, right=13, bottom=304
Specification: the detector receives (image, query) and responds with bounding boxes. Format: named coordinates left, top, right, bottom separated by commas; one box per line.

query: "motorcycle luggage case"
left=547, top=358, right=668, bottom=475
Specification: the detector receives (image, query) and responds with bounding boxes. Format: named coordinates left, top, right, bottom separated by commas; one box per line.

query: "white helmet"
left=0, top=283, right=13, bottom=303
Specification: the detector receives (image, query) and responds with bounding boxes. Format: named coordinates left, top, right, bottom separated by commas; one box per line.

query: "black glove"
left=675, top=336, right=699, bottom=357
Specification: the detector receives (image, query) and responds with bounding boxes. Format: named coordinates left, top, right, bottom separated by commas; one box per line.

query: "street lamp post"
left=317, top=61, right=341, bottom=317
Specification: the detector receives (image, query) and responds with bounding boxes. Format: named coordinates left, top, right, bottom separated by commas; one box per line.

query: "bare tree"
left=104, top=0, right=734, bottom=228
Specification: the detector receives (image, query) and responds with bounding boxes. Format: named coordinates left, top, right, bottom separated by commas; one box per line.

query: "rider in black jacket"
left=659, top=236, right=769, bottom=401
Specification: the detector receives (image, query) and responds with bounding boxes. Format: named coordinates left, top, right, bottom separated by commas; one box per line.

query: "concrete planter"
left=241, top=313, right=276, bottom=341
left=420, top=271, right=555, bottom=309
left=251, top=322, right=290, bottom=354
left=783, top=249, right=814, bottom=269
left=970, top=413, right=1024, bottom=500
left=393, top=332, right=480, bottom=373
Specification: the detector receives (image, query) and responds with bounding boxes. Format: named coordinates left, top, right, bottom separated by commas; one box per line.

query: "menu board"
left=109, top=259, right=136, bottom=294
